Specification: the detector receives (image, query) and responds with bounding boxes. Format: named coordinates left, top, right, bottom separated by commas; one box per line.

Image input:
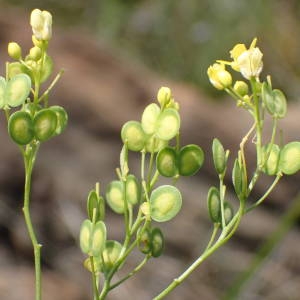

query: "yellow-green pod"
left=278, top=142, right=300, bottom=175
left=212, top=138, right=226, bottom=175
left=156, top=147, right=178, bottom=177
left=150, top=185, right=182, bottom=222
left=156, top=108, right=180, bottom=141
left=33, top=108, right=57, bottom=142
left=207, top=186, right=221, bottom=223
left=0, top=77, right=6, bottom=109
left=50, top=106, right=68, bottom=136
left=8, top=111, right=34, bottom=145
left=7, top=62, right=28, bottom=80
left=121, top=121, right=146, bottom=152
left=141, top=103, right=160, bottom=135
left=144, top=135, right=168, bottom=153
left=178, top=144, right=204, bottom=176
left=79, top=219, right=93, bottom=255
left=90, top=221, right=107, bottom=257
left=106, top=181, right=125, bottom=214
left=137, top=227, right=152, bottom=254
left=126, top=174, right=140, bottom=205
left=102, top=240, right=122, bottom=270
left=262, top=144, right=280, bottom=176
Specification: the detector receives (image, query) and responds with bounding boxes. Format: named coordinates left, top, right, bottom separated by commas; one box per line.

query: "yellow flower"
left=207, top=63, right=232, bottom=90
left=229, top=38, right=263, bottom=79
left=30, top=9, right=52, bottom=41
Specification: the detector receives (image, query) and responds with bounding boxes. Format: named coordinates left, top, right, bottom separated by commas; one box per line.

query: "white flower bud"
left=30, top=9, right=52, bottom=41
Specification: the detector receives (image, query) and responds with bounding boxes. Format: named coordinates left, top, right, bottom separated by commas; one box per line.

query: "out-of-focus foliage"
left=2, top=0, right=300, bottom=98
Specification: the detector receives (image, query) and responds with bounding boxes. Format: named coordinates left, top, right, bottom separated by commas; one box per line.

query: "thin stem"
left=109, top=255, right=151, bottom=290
left=205, top=223, right=220, bottom=251
left=22, top=146, right=42, bottom=300
left=245, top=173, right=282, bottom=213
left=90, top=256, right=100, bottom=300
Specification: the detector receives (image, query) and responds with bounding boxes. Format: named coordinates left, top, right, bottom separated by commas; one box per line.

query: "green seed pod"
left=39, top=55, right=53, bottom=83
left=49, top=106, right=68, bottom=136
left=29, top=46, right=42, bottom=61
left=156, top=108, right=180, bottom=141
left=156, top=147, right=178, bottom=177
left=106, top=181, right=125, bottom=214
left=0, top=77, right=6, bottom=109
left=121, top=121, right=146, bottom=152
left=90, top=221, right=107, bottom=257
left=87, top=190, right=101, bottom=221
left=151, top=227, right=164, bottom=258
left=7, top=62, right=28, bottom=80
left=5, top=74, right=31, bottom=107
left=144, top=135, right=168, bottom=153
left=8, top=111, right=34, bottom=145
left=178, top=144, right=204, bottom=176
left=212, top=138, right=226, bottom=175
left=83, top=256, right=102, bottom=274
left=141, top=103, right=160, bottom=135
left=207, top=186, right=221, bottom=223
left=233, top=81, right=248, bottom=97
left=278, top=142, right=300, bottom=175
left=262, top=143, right=280, bottom=176
left=262, top=82, right=287, bottom=119
left=150, top=185, right=182, bottom=222
left=137, top=227, right=152, bottom=254
left=102, top=240, right=122, bottom=270
left=79, top=219, right=93, bottom=254
left=232, top=158, right=243, bottom=199
left=33, top=108, right=57, bottom=142
left=126, top=174, right=140, bottom=205
left=224, top=202, right=234, bottom=225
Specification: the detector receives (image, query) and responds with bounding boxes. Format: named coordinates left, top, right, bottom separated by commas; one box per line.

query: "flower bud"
left=30, top=9, right=52, bottom=41
left=8, top=42, right=22, bottom=60
left=29, top=46, right=42, bottom=61
left=157, top=86, right=171, bottom=107
left=207, top=63, right=232, bottom=90
left=233, top=81, right=248, bottom=96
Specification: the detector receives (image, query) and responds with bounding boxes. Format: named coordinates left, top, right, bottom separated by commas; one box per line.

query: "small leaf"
left=150, top=185, right=182, bottom=222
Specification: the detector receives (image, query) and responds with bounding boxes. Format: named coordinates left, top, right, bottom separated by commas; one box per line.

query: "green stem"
left=22, top=146, right=41, bottom=300
left=205, top=223, right=220, bottom=251
left=90, top=256, right=100, bottom=300
left=153, top=203, right=244, bottom=300
left=224, top=193, right=300, bottom=300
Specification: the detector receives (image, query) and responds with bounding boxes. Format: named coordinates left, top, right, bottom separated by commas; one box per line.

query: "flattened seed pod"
left=156, top=147, right=178, bottom=177
left=106, top=181, right=125, bottom=214
left=141, top=103, right=160, bottom=135
left=212, top=138, right=226, bottom=175
left=178, top=144, right=204, bottom=176
left=278, top=142, right=300, bottom=175
left=207, top=186, right=221, bottom=223
left=121, top=121, right=146, bottom=152
left=102, top=240, right=122, bottom=270
left=0, top=77, right=6, bottom=108
left=33, top=108, right=57, bottom=142
left=262, top=144, right=280, bottom=176
left=50, top=105, right=68, bottom=135
left=126, top=175, right=141, bottom=205
left=8, top=111, right=34, bottom=145
left=150, top=185, right=182, bottom=222
left=90, top=221, right=107, bottom=257
left=156, top=108, right=180, bottom=141
left=151, top=227, right=164, bottom=258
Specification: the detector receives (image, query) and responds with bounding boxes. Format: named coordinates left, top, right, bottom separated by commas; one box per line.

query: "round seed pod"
left=5, top=74, right=31, bottom=107
left=121, top=121, right=146, bottom=152
left=178, top=144, right=204, bottom=176
left=33, top=108, right=57, bottom=142
left=156, top=147, right=178, bottom=177
left=83, top=256, right=102, bottom=274
left=50, top=105, right=68, bottom=136
left=102, top=240, right=122, bottom=270
left=8, top=111, right=34, bottom=145
left=126, top=174, right=140, bottom=205
left=141, top=103, right=160, bottom=135
left=212, top=138, right=226, bottom=175
left=7, top=62, right=28, bottom=80
left=207, top=186, right=221, bottom=223
left=79, top=219, right=93, bottom=255
left=0, top=77, right=6, bottom=109
left=151, top=227, right=164, bottom=258
left=262, top=144, right=280, bottom=176
left=106, top=181, right=125, bottom=214
left=150, top=185, right=182, bottom=222
left=156, top=108, right=180, bottom=141
left=137, top=227, right=152, bottom=254
left=90, top=221, right=107, bottom=257
left=278, top=142, right=300, bottom=175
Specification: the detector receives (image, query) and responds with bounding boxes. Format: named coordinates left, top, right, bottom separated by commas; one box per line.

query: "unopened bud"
left=233, top=81, right=248, bottom=96
left=8, top=42, right=22, bottom=60
left=157, top=86, right=171, bottom=107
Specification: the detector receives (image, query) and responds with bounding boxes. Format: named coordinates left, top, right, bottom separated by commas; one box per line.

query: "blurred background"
left=0, top=1, right=300, bottom=299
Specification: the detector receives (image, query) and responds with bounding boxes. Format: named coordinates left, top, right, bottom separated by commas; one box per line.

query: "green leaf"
left=8, top=111, right=34, bottom=145
left=150, top=185, right=182, bottom=222
left=5, top=74, right=31, bottom=107
left=178, top=144, right=204, bottom=176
